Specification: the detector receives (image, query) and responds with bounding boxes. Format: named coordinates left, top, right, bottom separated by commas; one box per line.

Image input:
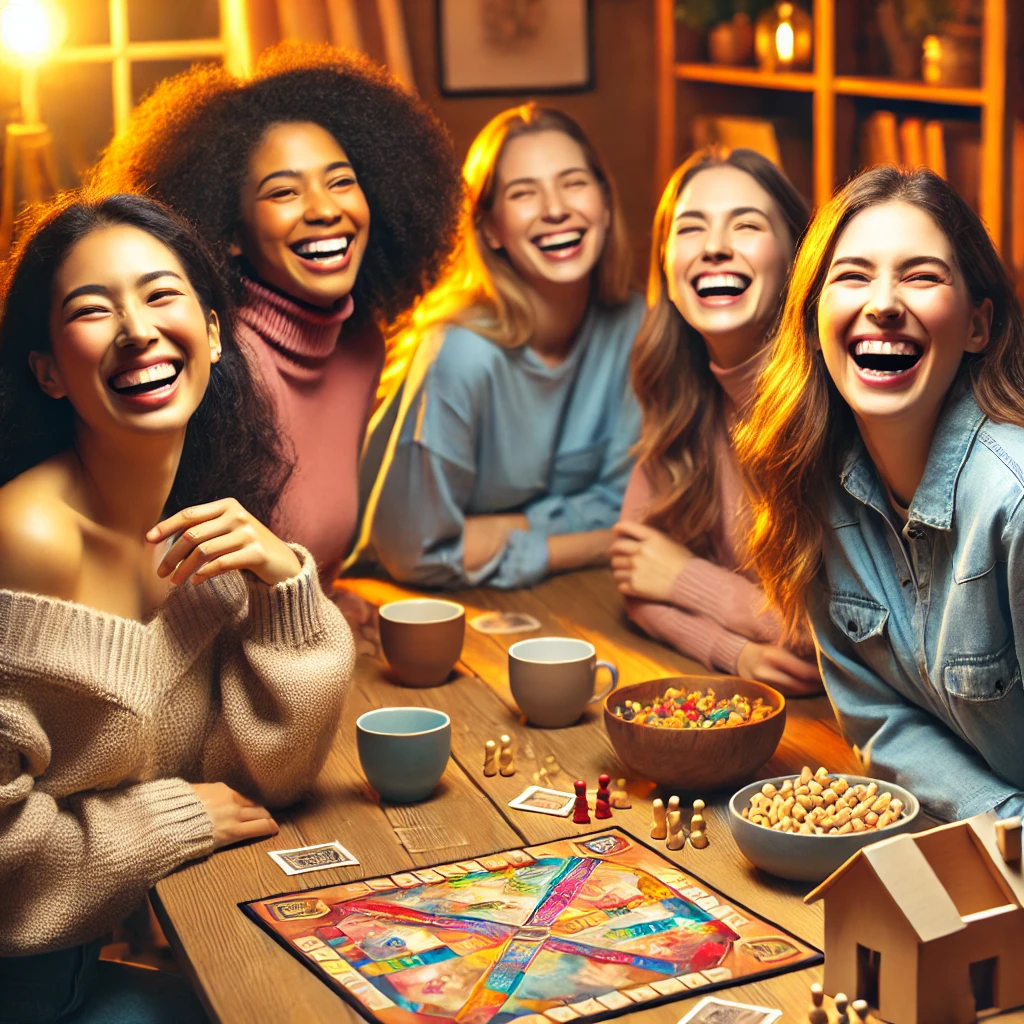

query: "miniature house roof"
left=805, top=812, right=1023, bottom=943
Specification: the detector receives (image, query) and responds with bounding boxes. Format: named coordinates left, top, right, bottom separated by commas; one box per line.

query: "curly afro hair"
left=91, top=43, right=463, bottom=328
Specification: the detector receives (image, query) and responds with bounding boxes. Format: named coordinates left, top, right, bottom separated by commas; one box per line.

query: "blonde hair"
left=735, top=165, right=1024, bottom=639
left=630, top=147, right=808, bottom=557
left=382, top=104, right=632, bottom=394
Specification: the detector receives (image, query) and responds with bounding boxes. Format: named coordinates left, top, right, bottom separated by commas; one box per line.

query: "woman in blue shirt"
left=737, top=165, right=1024, bottom=823
left=361, top=105, right=643, bottom=588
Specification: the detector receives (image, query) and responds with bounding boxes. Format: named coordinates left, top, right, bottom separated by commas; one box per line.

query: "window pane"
left=131, top=59, right=221, bottom=106
left=38, top=62, right=113, bottom=187
left=64, top=0, right=111, bottom=46
left=127, top=0, right=219, bottom=41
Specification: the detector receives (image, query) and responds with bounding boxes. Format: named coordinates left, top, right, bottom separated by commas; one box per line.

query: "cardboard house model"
left=804, top=812, right=1024, bottom=1024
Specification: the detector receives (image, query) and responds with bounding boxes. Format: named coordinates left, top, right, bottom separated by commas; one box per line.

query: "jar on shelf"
left=708, top=12, right=755, bottom=66
left=921, top=22, right=981, bottom=88
left=755, top=1, right=812, bottom=72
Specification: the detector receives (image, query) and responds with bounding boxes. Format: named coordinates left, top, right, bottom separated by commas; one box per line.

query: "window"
left=970, top=957, right=998, bottom=1013
left=856, top=943, right=881, bottom=1009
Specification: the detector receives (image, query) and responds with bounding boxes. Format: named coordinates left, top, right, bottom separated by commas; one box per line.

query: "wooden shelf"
left=674, top=63, right=815, bottom=93
left=833, top=76, right=984, bottom=106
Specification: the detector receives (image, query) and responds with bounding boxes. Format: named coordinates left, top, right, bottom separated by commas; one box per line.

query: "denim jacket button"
left=847, top=620, right=858, bottom=634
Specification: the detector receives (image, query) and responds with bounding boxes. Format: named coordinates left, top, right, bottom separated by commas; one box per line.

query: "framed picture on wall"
left=438, top=0, right=593, bottom=96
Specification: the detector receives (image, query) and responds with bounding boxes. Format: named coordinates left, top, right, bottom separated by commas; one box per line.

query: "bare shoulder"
left=0, top=460, right=83, bottom=599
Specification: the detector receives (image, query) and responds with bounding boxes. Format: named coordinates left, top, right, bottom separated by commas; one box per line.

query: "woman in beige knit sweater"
left=0, top=194, right=354, bottom=1023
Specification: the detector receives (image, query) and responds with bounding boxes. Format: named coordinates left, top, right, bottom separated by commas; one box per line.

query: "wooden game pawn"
left=483, top=740, right=498, bottom=777
left=690, top=798, right=706, bottom=833
left=498, top=734, right=515, bottom=777
left=666, top=810, right=685, bottom=850
left=835, top=992, right=849, bottom=1024
left=650, top=798, right=667, bottom=840
left=808, top=982, right=828, bottom=1024
left=667, top=795, right=680, bottom=818
left=595, top=773, right=612, bottom=818
left=850, top=1000, right=869, bottom=1023
left=689, top=828, right=708, bottom=849
left=572, top=779, right=591, bottom=824
left=609, top=778, right=631, bottom=808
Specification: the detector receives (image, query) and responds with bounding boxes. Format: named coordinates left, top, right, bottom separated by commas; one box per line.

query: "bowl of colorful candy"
left=728, top=768, right=920, bottom=881
left=603, top=676, right=785, bottom=791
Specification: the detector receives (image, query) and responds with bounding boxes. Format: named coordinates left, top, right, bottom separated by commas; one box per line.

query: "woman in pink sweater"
left=610, top=148, right=820, bottom=694
left=92, top=44, right=462, bottom=585
left=0, top=195, right=353, bottom=1022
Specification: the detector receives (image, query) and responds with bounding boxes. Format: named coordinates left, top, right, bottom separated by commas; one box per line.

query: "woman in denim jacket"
left=737, top=166, right=1024, bottom=824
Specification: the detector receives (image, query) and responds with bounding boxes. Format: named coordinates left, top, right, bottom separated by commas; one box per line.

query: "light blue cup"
left=356, top=707, right=451, bottom=804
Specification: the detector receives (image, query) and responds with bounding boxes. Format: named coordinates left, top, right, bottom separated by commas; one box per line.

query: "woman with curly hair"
left=91, top=44, right=462, bottom=584
left=610, top=148, right=819, bottom=693
left=736, top=166, right=1024, bottom=824
left=0, top=193, right=353, bottom=1021
left=361, top=104, right=643, bottom=589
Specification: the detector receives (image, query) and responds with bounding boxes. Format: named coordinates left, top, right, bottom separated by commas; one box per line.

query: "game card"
left=469, top=611, right=541, bottom=635
left=268, top=841, right=359, bottom=876
left=508, top=785, right=576, bottom=816
left=677, top=995, right=782, bottom=1024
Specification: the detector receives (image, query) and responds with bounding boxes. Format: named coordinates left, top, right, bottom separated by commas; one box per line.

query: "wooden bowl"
left=603, top=676, right=786, bottom=791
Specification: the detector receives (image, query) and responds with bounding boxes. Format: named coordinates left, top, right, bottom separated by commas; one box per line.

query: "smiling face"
left=32, top=224, right=220, bottom=438
left=482, top=129, right=610, bottom=289
left=235, top=121, right=370, bottom=309
left=666, top=164, right=794, bottom=360
left=817, top=201, right=991, bottom=427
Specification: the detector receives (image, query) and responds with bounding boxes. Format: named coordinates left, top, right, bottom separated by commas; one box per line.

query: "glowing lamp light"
left=775, top=20, right=795, bottom=64
left=755, top=1, right=812, bottom=73
left=0, top=0, right=65, bottom=64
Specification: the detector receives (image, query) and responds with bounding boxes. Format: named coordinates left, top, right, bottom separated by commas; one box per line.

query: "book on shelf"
left=860, top=110, right=900, bottom=167
left=690, top=115, right=782, bottom=167
left=923, top=120, right=947, bottom=178
left=898, top=117, right=926, bottom=169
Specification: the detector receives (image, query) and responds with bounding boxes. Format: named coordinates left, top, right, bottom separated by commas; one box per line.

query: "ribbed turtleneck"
left=708, top=344, right=769, bottom=420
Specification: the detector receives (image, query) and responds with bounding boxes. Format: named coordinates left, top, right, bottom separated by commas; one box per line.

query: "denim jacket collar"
left=836, top=375, right=987, bottom=531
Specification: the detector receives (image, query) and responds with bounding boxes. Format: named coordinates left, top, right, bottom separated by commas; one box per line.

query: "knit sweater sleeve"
left=199, top=545, right=355, bottom=808
left=0, top=706, right=213, bottom=955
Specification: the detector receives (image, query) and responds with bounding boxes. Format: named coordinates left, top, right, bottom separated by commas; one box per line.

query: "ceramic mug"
left=356, top=706, right=451, bottom=804
left=508, top=637, right=618, bottom=728
left=379, top=599, right=465, bottom=687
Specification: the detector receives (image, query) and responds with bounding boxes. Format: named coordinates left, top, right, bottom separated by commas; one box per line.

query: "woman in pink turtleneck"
left=92, top=44, right=462, bottom=582
left=611, top=148, right=821, bottom=695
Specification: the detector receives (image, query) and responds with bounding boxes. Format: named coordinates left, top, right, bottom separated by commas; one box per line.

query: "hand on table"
left=148, top=498, right=302, bottom=586
left=331, top=587, right=380, bottom=656
left=610, top=521, right=693, bottom=603
left=736, top=641, right=823, bottom=696
left=464, top=514, right=529, bottom=573
left=190, top=782, right=279, bottom=850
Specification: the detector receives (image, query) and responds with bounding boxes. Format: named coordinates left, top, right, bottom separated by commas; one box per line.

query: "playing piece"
left=508, top=785, right=576, bottom=816
left=572, top=779, right=591, bottom=824
left=678, top=995, right=782, bottom=1023
left=268, top=841, right=359, bottom=876
left=469, top=611, right=542, bottom=634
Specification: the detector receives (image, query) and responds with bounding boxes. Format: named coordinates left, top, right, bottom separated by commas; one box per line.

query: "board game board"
left=241, top=828, right=820, bottom=1024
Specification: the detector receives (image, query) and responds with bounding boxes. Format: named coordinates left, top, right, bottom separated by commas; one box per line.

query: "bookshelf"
left=655, top=0, right=1022, bottom=267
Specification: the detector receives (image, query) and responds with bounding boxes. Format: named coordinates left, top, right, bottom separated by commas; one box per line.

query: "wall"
left=400, top=0, right=658, bottom=281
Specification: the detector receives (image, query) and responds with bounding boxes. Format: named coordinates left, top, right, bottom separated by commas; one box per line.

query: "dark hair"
left=91, top=43, right=463, bottom=329
left=0, top=192, right=292, bottom=523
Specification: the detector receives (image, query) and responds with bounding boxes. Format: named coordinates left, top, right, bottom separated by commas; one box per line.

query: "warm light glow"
left=0, top=0, right=65, bottom=64
left=775, top=20, right=795, bottom=63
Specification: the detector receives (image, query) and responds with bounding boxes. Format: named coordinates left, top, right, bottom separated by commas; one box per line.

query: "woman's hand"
left=611, top=521, right=693, bottom=603
left=464, top=514, right=529, bottom=572
left=736, top=641, right=823, bottom=696
left=147, top=498, right=302, bottom=586
left=190, top=782, right=279, bottom=850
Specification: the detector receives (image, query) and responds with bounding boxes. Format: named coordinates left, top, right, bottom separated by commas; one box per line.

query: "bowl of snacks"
left=728, top=767, right=921, bottom=882
left=603, top=676, right=785, bottom=791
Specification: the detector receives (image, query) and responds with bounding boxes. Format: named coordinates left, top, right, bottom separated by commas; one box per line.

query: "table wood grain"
left=154, top=569, right=1023, bottom=1024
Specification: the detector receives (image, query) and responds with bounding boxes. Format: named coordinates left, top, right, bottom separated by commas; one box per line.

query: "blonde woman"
left=363, top=105, right=643, bottom=588
left=611, top=148, right=819, bottom=693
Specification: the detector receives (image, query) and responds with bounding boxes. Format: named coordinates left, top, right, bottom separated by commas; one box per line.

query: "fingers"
left=167, top=528, right=249, bottom=585
left=612, top=521, right=649, bottom=541
left=218, top=815, right=279, bottom=849
left=609, top=539, right=640, bottom=557
left=148, top=500, right=233, bottom=545
left=192, top=545, right=264, bottom=584
left=157, top=514, right=232, bottom=578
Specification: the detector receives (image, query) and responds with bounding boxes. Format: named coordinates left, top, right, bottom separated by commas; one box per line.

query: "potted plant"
left=676, top=1, right=771, bottom=65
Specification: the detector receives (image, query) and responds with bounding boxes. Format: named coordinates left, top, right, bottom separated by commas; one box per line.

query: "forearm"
left=625, top=596, right=747, bottom=673
left=547, top=529, right=613, bottom=574
left=464, top=514, right=529, bottom=573
left=671, top=558, right=783, bottom=643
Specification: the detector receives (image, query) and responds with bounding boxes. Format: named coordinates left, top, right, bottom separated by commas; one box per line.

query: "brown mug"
left=379, top=599, right=465, bottom=687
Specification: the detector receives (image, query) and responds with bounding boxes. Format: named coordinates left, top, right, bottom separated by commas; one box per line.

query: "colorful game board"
left=241, top=828, right=820, bottom=1024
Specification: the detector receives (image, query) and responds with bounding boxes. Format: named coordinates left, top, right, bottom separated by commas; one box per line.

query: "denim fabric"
left=809, top=378, right=1024, bottom=822
left=0, top=942, right=206, bottom=1024
left=369, top=295, right=644, bottom=588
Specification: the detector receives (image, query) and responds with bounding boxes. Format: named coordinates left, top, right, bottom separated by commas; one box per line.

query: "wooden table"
left=154, top=570, right=1023, bottom=1024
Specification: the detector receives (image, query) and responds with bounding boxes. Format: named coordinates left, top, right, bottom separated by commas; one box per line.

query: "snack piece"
left=611, top=686, right=776, bottom=729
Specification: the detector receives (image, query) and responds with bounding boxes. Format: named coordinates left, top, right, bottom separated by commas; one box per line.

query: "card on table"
left=507, top=785, right=576, bottom=816
left=469, top=611, right=541, bottom=635
left=268, top=841, right=359, bottom=876
left=677, top=995, right=782, bottom=1024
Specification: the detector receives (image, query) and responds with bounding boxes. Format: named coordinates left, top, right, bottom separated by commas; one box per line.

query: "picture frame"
left=437, top=0, right=594, bottom=97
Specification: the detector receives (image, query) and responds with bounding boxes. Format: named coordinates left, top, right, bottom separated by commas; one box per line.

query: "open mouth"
left=849, top=338, right=923, bottom=376
left=108, top=360, right=182, bottom=396
left=532, top=229, right=585, bottom=255
left=290, top=236, right=353, bottom=263
left=692, top=272, right=751, bottom=299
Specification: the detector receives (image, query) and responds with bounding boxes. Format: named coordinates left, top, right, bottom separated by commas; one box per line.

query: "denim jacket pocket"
left=829, top=593, right=889, bottom=643
left=943, top=644, right=1021, bottom=702
left=549, top=440, right=608, bottom=495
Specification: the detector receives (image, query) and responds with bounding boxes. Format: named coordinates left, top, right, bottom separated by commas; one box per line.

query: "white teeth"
left=536, top=230, right=584, bottom=248
left=695, top=273, right=748, bottom=294
left=111, top=361, right=177, bottom=390
left=854, top=339, right=919, bottom=356
left=295, top=237, right=349, bottom=256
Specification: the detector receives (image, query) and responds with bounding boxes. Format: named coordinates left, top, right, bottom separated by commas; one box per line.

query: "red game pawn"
left=595, top=773, right=612, bottom=818
left=572, top=780, right=591, bottom=824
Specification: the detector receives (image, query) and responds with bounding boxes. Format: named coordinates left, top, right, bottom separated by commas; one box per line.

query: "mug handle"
left=590, top=661, right=619, bottom=703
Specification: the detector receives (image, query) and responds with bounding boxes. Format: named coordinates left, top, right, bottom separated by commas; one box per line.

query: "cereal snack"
left=611, top=686, right=776, bottom=730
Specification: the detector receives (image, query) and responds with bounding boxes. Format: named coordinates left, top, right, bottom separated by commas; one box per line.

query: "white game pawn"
left=650, top=798, right=667, bottom=840
left=667, top=795, right=680, bottom=818
left=498, top=735, right=516, bottom=777
left=808, top=982, right=828, bottom=1024
left=690, top=798, right=706, bottom=833
left=850, top=999, right=869, bottom=1023
left=688, top=828, right=708, bottom=849
left=483, top=740, right=498, bottom=777
left=666, top=810, right=686, bottom=850
left=835, top=992, right=849, bottom=1024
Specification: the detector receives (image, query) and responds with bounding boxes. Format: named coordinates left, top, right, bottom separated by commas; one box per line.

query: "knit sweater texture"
left=236, top=276, right=385, bottom=578
left=0, top=545, right=354, bottom=956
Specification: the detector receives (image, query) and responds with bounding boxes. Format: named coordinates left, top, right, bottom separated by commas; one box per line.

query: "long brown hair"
left=735, top=165, right=1024, bottom=638
left=381, top=105, right=632, bottom=395
left=630, top=148, right=809, bottom=557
